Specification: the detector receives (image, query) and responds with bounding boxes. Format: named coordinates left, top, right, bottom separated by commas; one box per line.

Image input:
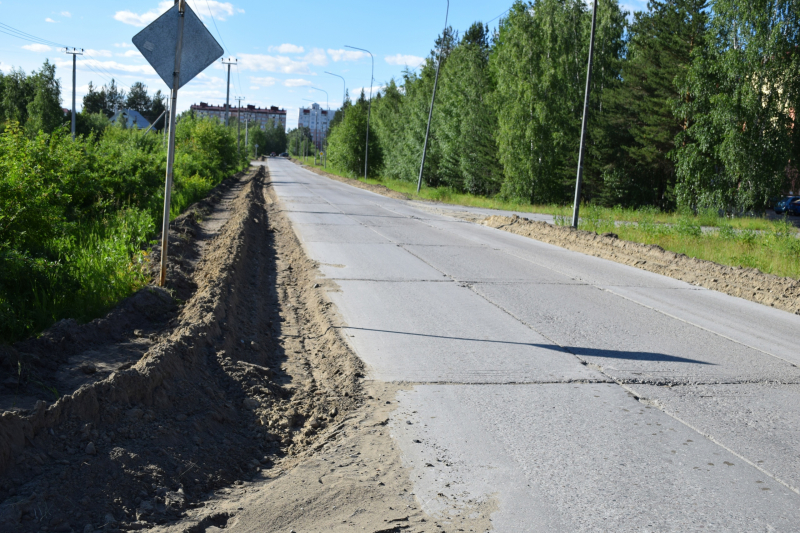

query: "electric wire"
left=487, top=8, right=510, bottom=24
left=0, top=22, right=72, bottom=48
left=203, top=0, right=230, bottom=53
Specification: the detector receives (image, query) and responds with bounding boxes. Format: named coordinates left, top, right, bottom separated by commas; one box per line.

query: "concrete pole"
left=65, top=48, right=83, bottom=140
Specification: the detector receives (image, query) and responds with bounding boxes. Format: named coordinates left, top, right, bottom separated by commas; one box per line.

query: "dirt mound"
left=0, top=166, right=362, bottom=532
left=290, top=160, right=409, bottom=201
left=484, top=215, right=800, bottom=315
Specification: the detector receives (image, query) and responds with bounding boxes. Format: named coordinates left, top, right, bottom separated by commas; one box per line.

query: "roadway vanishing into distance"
left=263, top=158, right=800, bottom=531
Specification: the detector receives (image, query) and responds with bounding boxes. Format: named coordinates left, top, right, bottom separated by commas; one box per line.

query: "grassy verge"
left=299, top=159, right=800, bottom=279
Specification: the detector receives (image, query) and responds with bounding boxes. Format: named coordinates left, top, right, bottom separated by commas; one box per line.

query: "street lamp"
left=325, top=71, right=346, bottom=107
left=416, top=0, right=449, bottom=194
left=344, top=45, right=373, bottom=181
left=571, top=0, right=599, bottom=228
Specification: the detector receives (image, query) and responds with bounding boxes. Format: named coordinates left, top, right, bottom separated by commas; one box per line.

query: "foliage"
left=672, top=0, right=800, bottom=212
left=327, top=91, right=382, bottom=177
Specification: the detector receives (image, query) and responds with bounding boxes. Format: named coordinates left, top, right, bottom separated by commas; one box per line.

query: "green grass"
left=301, top=160, right=800, bottom=279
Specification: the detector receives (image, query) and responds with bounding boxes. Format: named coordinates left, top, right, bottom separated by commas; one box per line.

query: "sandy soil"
left=484, top=215, right=800, bottom=315
left=0, top=164, right=492, bottom=533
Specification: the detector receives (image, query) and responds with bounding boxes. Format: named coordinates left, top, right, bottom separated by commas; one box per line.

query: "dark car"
left=774, top=196, right=800, bottom=214
left=787, top=199, right=800, bottom=216
left=279, top=152, right=289, bottom=157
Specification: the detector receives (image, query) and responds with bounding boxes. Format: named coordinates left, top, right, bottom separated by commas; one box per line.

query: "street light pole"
left=345, top=45, right=373, bottom=181
left=222, top=57, right=237, bottom=126
left=571, top=0, right=599, bottom=228
left=64, top=48, right=83, bottom=141
left=416, top=0, right=449, bottom=194
left=325, top=71, right=346, bottom=107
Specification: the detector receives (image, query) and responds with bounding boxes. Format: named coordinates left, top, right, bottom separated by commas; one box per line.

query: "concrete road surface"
left=262, top=159, right=800, bottom=531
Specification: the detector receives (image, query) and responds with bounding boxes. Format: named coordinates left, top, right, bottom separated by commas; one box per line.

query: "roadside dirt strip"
left=483, top=215, right=800, bottom=315
left=0, top=166, right=480, bottom=532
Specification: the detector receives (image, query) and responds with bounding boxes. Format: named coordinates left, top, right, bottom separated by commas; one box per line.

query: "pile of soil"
left=484, top=215, right=800, bottom=315
left=0, top=166, right=363, bottom=532
left=291, top=160, right=409, bottom=201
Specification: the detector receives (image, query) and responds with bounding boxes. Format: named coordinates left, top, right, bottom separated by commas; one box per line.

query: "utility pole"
left=416, top=0, right=449, bottom=194
left=244, top=117, right=249, bottom=157
left=345, top=45, right=373, bottom=180
left=221, top=57, right=237, bottom=126
left=64, top=48, right=83, bottom=140
left=571, top=0, right=599, bottom=228
left=234, top=96, right=245, bottom=157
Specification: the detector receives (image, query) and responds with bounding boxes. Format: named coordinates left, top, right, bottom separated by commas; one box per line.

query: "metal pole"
left=160, top=0, right=186, bottom=287
left=571, top=0, right=599, bottom=228
left=345, top=45, right=373, bottom=180
left=325, top=71, right=346, bottom=106
left=65, top=48, right=83, bottom=140
left=416, top=0, right=449, bottom=194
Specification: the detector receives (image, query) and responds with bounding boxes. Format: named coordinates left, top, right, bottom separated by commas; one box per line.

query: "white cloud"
left=327, top=49, right=368, bottom=62
left=114, top=42, right=134, bottom=48
left=269, top=43, right=304, bottom=54
left=236, top=54, right=311, bottom=74
left=284, top=79, right=312, bottom=87
left=61, top=11, right=71, bottom=17
left=119, top=50, right=143, bottom=58
left=250, top=76, right=278, bottom=86
left=57, top=58, right=155, bottom=75
left=115, top=1, right=242, bottom=26
left=45, top=17, right=57, bottom=23
left=350, top=85, right=385, bottom=99
left=23, top=44, right=51, bottom=52
left=85, top=49, right=112, bottom=58
left=196, top=1, right=241, bottom=21
left=250, top=86, right=260, bottom=90
left=385, top=54, right=425, bottom=67
left=114, top=1, right=171, bottom=27
left=304, top=48, right=327, bottom=66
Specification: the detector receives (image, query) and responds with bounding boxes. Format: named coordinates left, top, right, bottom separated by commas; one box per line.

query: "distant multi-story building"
left=298, top=103, right=333, bottom=150
left=190, top=102, right=287, bottom=131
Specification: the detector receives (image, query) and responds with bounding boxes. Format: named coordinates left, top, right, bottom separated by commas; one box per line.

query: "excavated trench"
left=0, top=165, right=363, bottom=532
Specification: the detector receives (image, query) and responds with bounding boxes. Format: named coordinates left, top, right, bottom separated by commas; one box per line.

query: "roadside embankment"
left=0, top=165, right=362, bottom=532
left=484, top=215, right=800, bottom=315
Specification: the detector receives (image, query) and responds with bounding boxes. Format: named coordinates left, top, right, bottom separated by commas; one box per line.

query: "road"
left=263, top=158, right=800, bottom=531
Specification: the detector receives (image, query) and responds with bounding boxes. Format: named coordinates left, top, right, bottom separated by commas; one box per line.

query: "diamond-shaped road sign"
left=132, top=2, right=223, bottom=90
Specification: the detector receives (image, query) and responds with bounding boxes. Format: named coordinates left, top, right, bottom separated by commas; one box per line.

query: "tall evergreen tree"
left=25, top=60, right=64, bottom=136
left=604, top=0, right=707, bottom=208
left=125, top=82, right=152, bottom=114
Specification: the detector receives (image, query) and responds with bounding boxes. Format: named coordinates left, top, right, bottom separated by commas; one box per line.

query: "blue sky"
left=1, top=0, right=646, bottom=129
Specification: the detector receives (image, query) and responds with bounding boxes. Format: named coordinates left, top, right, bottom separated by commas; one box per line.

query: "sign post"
left=132, top=0, right=223, bottom=287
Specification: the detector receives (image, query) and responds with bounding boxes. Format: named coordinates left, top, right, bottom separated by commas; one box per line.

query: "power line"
left=203, top=0, right=230, bottom=53
left=0, top=22, right=72, bottom=48
left=487, top=8, right=510, bottom=24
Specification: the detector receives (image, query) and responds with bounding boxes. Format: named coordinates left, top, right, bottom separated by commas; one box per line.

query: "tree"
left=491, top=0, right=626, bottom=204
left=327, top=90, right=382, bottom=176
left=2, top=67, right=34, bottom=126
left=82, top=82, right=105, bottom=115
left=673, top=0, right=800, bottom=212
left=604, top=0, right=707, bottom=208
left=437, top=22, right=502, bottom=195
left=125, top=82, right=152, bottom=114
left=25, top=60, right=64, bottom=136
